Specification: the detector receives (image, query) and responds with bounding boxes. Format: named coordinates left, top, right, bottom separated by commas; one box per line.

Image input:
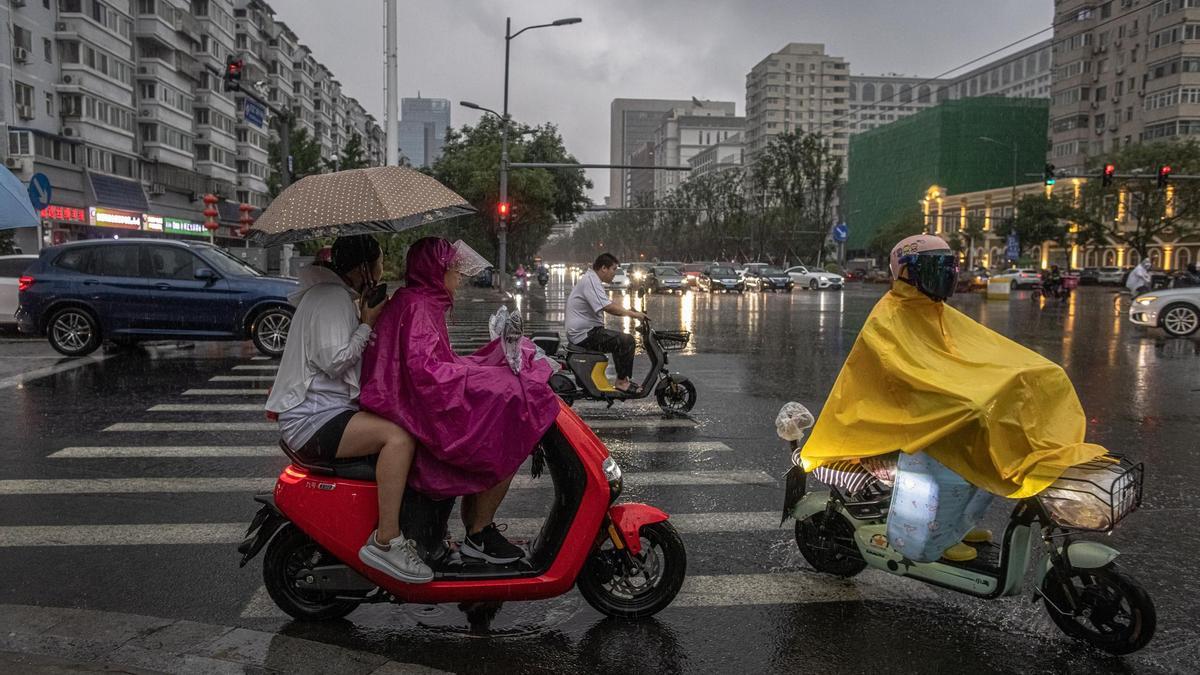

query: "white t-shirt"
left=566, top=270, right=612, bottom=344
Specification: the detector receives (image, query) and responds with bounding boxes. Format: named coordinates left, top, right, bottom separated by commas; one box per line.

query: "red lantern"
left=203, top=193, right=220, bottom=233
left=238, top=203, right=255, bottom=237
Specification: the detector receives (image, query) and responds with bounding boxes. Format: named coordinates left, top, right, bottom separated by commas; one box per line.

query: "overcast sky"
left=268, top=0, right=1055, bottom=201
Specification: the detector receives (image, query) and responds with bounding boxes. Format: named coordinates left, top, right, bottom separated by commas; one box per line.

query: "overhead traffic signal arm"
left=224, top=57, right=244, bottom=92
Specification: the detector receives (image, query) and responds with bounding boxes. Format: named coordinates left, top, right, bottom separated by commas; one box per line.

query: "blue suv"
left=17, top=239, right=298, bottom=357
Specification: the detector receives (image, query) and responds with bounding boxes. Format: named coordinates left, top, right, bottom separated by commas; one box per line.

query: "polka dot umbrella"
left=245, top=166, right=474, bottom=247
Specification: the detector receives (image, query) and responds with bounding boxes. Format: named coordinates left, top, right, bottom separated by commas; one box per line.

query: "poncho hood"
left=404, top=236, right=455, bottom=310
left=800, top=282, right=1107, bottom=499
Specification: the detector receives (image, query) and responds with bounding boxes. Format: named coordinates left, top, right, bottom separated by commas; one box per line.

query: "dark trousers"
left=578, top=327, right=635, bottom=380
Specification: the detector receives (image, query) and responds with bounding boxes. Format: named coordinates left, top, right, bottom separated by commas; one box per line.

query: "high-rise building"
left=847, top=75, right=952, bottom=135
left=949, top=39, right=1053, bottom=101
left=609, top=98, right=695, bottom=207
left=744, top=43, right=850, bottom=160
left=1, top=0, right=384, bottom=255
left=649, top=102, right=743, bottom=200
left=1047, top=1, right=1166, bottom=175
left=399, top=96, right=449, bottom=168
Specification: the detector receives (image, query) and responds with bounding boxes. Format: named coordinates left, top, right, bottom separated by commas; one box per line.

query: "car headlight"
left=632, top=272, right=644, bottom=280
left=602, top=456, right=623, bottom=502
left=1135, top=296, right=1158, bottom=305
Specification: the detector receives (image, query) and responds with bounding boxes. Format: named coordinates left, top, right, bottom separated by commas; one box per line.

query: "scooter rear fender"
left=1037, top=541, right=1120, bottom=584
left=653, top=373, right=689, bottom=392
left=791, top=490, right=831, bottom=522
left=608, top=503, right=669, bottom=556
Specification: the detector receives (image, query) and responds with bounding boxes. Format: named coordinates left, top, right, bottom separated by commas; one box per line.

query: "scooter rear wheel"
left=1041, top=562, right=1156, bottom=655
left=263, top=526, right=362, bottom=621
left=794, top=511, right=866, bottom=578
left=576, top=521, right=687, bottom=619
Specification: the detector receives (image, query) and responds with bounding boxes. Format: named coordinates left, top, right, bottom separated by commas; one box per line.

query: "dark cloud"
left=268, top=0, right=1053, bottom=202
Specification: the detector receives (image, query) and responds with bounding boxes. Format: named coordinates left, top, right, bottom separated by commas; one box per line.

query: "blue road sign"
left=243, top=98, right=265, bottom=128
left=1006, top=232, right=1020, bottom=261
left=833, top=222, right=848, bottom=243
left=27, top=173, right=51, bottom=211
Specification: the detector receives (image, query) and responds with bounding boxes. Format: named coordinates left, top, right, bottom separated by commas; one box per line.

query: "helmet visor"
left=902, top=252, right=959, bottom=301
left=449, top=240, right=491, bottom=277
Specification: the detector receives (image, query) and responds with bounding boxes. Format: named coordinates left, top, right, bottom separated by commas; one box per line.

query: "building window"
left=44, top=38, right=53, bottom=63
left=45, top=92, right=54, bottom=116
left=15, top=82, right=34, bottom=111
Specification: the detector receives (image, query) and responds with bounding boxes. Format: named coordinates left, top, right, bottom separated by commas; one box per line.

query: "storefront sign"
left=143, top=214, right=208, bottom=236
left=89, top=207, right=142, bottom=230
left=39, top=205, right=87, bottom=224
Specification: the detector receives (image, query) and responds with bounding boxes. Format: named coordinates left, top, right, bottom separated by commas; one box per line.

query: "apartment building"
left=650, top=102, right=743, bottom=200
left=686, top=132, right=744, bottom=180
left=743, top=43, right=850, bottom=160
left=847, top=75, right=952, bottom=135
left=608, top=97, right=694, bottom=207
left=2, top=0, right=384, bottom=252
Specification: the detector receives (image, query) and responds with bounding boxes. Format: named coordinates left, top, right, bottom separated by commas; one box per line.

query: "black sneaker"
left=461, top=523, right=524, bottom=564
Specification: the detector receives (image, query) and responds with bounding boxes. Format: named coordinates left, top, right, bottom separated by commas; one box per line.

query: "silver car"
left=0, top=254, right=38, bottom=327
left=1129, top=287, right=1200, bottom=337
left=648, top=266, right=687, bottom=293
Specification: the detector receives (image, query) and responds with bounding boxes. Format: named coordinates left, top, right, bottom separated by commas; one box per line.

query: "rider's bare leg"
left=462, top=473, right=516, bottom=535
left=336, top=411, right=415, bottom=543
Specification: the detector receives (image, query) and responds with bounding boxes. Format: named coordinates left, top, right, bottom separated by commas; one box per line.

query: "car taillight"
left=17, top=275, right=34, bottom=292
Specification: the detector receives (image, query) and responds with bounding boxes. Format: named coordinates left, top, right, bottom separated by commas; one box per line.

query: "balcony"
left=135, top=15, right=176, bottom=49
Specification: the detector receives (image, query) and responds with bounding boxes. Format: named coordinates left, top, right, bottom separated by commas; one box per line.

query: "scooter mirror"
left=775, top=402, right=814, bottom=441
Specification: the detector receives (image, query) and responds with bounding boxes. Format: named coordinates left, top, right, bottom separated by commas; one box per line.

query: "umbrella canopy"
left=246, top=166, right=474, bottom=247
left=0, top=165, right=39, bottom=231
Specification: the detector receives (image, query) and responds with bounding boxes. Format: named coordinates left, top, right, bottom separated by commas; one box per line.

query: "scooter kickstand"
left=606, top=399, right=615, bottom=409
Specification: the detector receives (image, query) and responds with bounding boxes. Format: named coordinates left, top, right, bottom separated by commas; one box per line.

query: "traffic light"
left=1043, top=163, right=1057, bottom=186
left=224, top=57, right=243, bottom=92
left=1102, top=163, right=1116, bottom=188
left=1157, top=165, right=1172, bottom=188
left=497, top=201, right=510, bottom=222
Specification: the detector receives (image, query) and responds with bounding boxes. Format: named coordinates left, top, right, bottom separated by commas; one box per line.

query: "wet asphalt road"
left=1, top=276, right=1198, bottom=674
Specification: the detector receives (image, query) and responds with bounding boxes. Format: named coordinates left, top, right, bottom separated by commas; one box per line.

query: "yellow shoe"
left=942, top=543, right=978, bottom=562
left=963, top=528, right=993, bottom=544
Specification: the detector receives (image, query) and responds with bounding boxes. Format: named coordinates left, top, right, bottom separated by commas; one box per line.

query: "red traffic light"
left=1102, top=163, right=1116, bottom=187
left=1158, top=165, right=1172, bottom=188
left=227, top=59, right=243, bottom=76
left=497, top=202, right=510, bottom=218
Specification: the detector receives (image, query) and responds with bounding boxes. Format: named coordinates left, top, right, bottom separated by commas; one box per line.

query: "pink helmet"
left=889, top=234, right=951, bottom=279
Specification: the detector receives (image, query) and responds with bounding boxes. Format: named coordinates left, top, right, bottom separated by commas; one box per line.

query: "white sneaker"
left=358, top=531, right=434, bottom=583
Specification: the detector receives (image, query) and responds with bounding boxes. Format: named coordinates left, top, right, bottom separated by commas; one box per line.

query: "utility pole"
left=385, top=0, right=399, bottom=167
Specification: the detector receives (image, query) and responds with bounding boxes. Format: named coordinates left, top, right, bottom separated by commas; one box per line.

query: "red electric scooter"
left=238, top=400, right=687, bottom=623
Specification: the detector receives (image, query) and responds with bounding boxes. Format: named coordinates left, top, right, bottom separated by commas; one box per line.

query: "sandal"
left=616, top=383, right=643, bottom=396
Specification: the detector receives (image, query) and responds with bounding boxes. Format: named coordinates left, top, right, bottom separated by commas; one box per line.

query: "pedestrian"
left=1126, top=259, right=1153, bottom=297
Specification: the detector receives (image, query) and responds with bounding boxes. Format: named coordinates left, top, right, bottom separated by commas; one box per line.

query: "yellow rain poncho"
left=801, top=282, right=1106, bottom=499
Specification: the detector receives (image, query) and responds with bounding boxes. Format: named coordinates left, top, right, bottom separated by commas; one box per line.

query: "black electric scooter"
left=532, top=320, right=696, bottom=413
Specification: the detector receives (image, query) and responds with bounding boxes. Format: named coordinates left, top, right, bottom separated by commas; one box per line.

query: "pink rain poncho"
left=359, top=237, right=560, bottom=499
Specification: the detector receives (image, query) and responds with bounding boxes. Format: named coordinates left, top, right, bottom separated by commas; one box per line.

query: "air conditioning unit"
left=1138, top=90, right=1146, bottom=97
left=62, top=74, right=73, bottom=84
left=148, top=183, right=166, bottom=195
left=1109, top=124, right=1119, bottom=132
left=4, top=157, right=21, bottom=169
left=1091, top=101, right=1099, bottom=109
left=1093, top=73, right=1100, bottom=82
left=54, top=22, right=67, bottom=31
left=1116, top=66, right=1124, bottom=75
left=1113, top=96, right=1120, bottom=103
left=12, top=0, right=27, bottom=7
left=17, top=105, right=33, bottom=120
left=1095, top=127, right=1104, bottom=135
left=13, top=47, right=29, bottom=63
left=62, top=127, right=76, bottom=137
left=140, top=109, right=153, bottom=117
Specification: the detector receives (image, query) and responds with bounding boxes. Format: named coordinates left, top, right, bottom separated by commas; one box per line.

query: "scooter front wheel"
left=794, top=511, right=866, bottom=578
left=1041, top=562, right=1156, bottom=655
left=263, top=526, right=362, bottom=621
left=656, top=379, right=696, bottom=413
left=576, top=521, right=687, bottom=619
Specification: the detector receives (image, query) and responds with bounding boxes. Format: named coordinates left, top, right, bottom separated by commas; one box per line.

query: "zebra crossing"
left=5, top=351, right=936, bottom=625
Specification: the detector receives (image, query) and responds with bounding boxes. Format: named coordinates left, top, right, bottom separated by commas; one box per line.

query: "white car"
left=0, top=254, right=38, bottom=327
left=785, top=265, right=844, bottom=290
left=991, top=268, right=1042, bottom=290
left=1096, top=266, right=1125, bottom=285
left=1129, top=287, right=1200, bottom=337
left=603, top=267, right=630, bottom=290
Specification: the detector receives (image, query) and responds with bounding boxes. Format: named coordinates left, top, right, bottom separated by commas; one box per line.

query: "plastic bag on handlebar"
left=776, top=402, right=815, bottom=442
left=488, top=306, right=523, bottom=374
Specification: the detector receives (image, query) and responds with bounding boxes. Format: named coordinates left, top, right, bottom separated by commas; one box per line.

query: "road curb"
left=0, top=604, right=449, bottom=674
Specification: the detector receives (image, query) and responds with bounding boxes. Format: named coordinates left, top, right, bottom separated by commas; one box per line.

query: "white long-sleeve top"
left=266, top=265, right=372, bottom=449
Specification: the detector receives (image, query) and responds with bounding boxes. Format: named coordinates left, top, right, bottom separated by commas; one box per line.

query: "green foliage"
left=867, top=208, right=924, bottom=257
left=267, top=118, right=325, bottom=198
left=0, top=231, right=14, bottom=255
left=330, top=132, right=368, bottom=171
left=431, top=117, right=591, bottom=271
left=1006, top=194, right=1071, bottom=256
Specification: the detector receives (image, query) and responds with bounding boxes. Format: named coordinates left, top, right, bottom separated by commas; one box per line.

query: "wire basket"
left=1037, top=455, right=1144, bottom=532
left=655, top=330, right=691, bottom=351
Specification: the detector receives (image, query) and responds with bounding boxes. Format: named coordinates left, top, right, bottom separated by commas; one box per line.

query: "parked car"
left=603, top=266, right=630, bottom=290
left=745, top=266, right=795, bottom=292
left=990, top=267, right=1041, bottom=290
left=647, top=266, right=687, bottom=293
left=698, top=265, right=744, bottom=293
left=956, top=267, right=990, bottom=292
left=681, top=262, right=708, bottom=287
left=737, top=262, right=771, bottom=279
left=1129, top=287, right=1200, bottom=337
left=865, top=268, right=891, bottom=283
left=1095, top=266, right=1125, bottom=285
left=843, top=268, right=866, bottom=282
left=785, top=265, right=844, bottom=290
left=16, top=239, right=298, bottom=357
left=1, top=254, right=38, bottom=328
left=1078, top=267, right=1101, bottom=286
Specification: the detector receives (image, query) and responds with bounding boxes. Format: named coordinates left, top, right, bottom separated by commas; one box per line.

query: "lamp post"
left=979, top=136, right=1019, bottom=271
left=462, top=16, right=581, bottom=290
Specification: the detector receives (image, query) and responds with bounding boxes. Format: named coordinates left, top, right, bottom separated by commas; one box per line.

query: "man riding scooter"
left=799, top=234, right=1107, bottom=563
left=566, top=253, right=648, bottom=395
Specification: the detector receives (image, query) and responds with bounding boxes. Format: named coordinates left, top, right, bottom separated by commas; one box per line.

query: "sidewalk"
left=0, top=604, right=448, bottom=674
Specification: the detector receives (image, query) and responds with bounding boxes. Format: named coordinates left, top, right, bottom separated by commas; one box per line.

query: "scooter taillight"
left=18, top=275, right=34, bottom=292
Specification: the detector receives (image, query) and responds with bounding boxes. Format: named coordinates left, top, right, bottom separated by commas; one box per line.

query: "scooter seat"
left=277, top=440, right=377, bottom=481
left=565, top=343, right=605, bottom=356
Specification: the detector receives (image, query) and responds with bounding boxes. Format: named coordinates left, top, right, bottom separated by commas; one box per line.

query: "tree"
left=1007, top=194, right=1071, bottom=257
left=1066, top=140, right=1200, bottom=257
left=329, top=132, right=368, bottom=171
left=750, top=131, right=843, bottom=262
left=267, top=119, right=325, bottom=198
left=432, top=117, right=591, bottom=271
left=867, top=207, right=924, bottom=258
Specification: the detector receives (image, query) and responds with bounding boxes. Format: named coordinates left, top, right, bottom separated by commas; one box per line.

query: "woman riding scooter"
left=799, top=234, right=1107, bottom=562
left=266, top=235, right=433, bottom=584
left=359, top=237, right=560, bottom=564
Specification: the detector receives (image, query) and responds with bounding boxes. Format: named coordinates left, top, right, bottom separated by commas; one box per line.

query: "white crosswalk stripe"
left=148, top=404, right=264, bottom=412
left=183, top=389, right=268, bottom=396
left=50, top=440, right=731, bottom=459
left=210, top=375, right=275, bottom=382
left=105, top=418, right=696, bottom=431
left=232, top=365, right=279, bottom=371
left=0, top=470, right=775, bottom=495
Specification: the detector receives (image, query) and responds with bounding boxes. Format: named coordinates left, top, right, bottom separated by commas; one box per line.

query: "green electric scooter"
left=777, top=403, right=1156, bottom=655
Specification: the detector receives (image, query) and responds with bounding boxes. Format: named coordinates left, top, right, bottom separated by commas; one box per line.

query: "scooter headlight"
left=602, top=456, right=623, bottom=502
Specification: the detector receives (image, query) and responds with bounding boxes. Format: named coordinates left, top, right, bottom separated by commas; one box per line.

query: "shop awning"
left=88, top=172, right=148, bottom=213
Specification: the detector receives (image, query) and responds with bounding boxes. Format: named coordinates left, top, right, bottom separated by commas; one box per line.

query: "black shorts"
left=296, top=410, right=357, bottom=463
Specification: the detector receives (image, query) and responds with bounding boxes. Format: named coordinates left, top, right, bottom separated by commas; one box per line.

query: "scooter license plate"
left=781, top=465, right=808, bottom=525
